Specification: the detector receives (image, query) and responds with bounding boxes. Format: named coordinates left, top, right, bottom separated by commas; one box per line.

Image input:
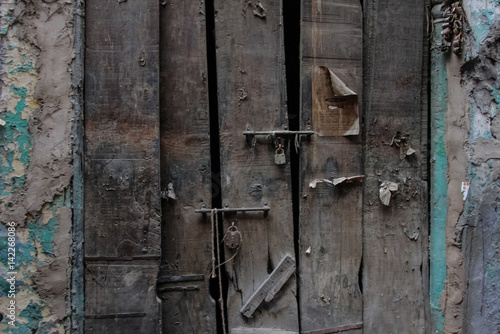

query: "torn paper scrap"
left=312, top=66, right=360, bottom=136
left=461, top=182, right=470, bottom=201
left=391, top=131, right=416, bottom=159
left=309, top=178, right=334, bottom=188
left=166, top=182, right=176, bottom=200
left=309, top=175, right=364, bottom=188
left=379, top=181, right=399, bottom=206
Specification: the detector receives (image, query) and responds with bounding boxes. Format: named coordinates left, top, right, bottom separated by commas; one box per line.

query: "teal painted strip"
left=429, top=5, right=448, bottom=333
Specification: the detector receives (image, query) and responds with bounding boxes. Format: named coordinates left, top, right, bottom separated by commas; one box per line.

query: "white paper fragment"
left=309, top=175, right=364, bottom=188
left=461, top=182, right=470, bottom=201
left=306, top=247, right=311, bottom=255
left=406, top=147, right=416, bottom=156
left=379, top=181, right=399, bottom=206
left=0, top=119, right=5, bottom=126
left=391, top=132, right=416, bottom=159
left=309, top=179, right=334, bottom=188
left=167, top=182, right=176, bottom=200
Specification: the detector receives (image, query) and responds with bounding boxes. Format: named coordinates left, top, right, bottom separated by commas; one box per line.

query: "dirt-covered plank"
left=362, top=0, right=428, bottom=332
left=298, top=1, right=363, bottom=333
left=159, top=1, right=216, bottom=333
left=85, top=263, right=160, bottom=333
left=213, top=0, right=299, bottom=331
left=84, top=0, right=161, bottom=331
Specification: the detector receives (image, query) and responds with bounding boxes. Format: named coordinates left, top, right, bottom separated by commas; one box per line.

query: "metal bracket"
left=243, top=130, right=314, bottom=138
left=244, top=130, right=314, bottom=153
left=195, top=205, right=270, bottom=217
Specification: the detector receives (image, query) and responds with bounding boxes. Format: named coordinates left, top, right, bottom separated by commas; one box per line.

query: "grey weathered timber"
left=214, top=0, right=299, bottom=331
left=84, top=0, right=161, bottom=332
left=240, top=254, right=296, bottom=317
left=299, top=1, right=363, bottom=333
left=232, top=329, right=298, bottom=334
left=159, top=1, right=216, bottom=333
left=363, top=0, right=428, bottom=332
left=85, top=262, right=160, bottom=332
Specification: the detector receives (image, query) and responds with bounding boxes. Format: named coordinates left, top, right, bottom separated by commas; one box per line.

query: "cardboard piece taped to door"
left=312, top=66, right=359, bottom=136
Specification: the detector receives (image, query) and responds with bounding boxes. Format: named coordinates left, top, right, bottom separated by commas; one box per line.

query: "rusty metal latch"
left=243, top=130, right=314, bottom=138
left=195, top=204, right=270, bottom=217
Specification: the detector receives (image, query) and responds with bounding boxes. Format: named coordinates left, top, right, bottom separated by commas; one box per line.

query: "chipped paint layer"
left=430, top=4, right=448, bottom=332
left=0, top=0, right=75, bottom=332
left=460, top=0, right=500, bottom=329
left=433, top=0, right=500, bottom=333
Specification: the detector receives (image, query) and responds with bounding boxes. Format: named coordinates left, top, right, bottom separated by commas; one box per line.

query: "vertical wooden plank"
left=214, top=0, right=299, bottom=331
left=84, top=0, right=161, bottom=332
left=363, top=0, right=427, bottom=332
left=159, top=1, right=216, bottom=333
left=299, top=1, right=363, bottom=333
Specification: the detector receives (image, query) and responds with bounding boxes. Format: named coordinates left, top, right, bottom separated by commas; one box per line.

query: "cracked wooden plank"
left=159, top=1, right=216, bottom=333
left=214, top=0, right=299, bottom=331
left=298, top=1, right=363, bottom=333
left=363, top=0, right=428, bottom=332
left=84, top=0, right=161, bottom=332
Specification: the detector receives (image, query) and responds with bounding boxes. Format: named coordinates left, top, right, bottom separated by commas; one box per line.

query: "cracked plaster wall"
left=460, top=1, right=500, bottom=333
left=431, top=0, right=500, bottom=333
left=0, top=0, right=75, bottom=332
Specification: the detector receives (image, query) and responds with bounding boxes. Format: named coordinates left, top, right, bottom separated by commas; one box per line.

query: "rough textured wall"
left=0, top=0, right=74, bottom=332
left=431, top=1, right=500, bottom=333
left=460, top=1, right=500, bottom=333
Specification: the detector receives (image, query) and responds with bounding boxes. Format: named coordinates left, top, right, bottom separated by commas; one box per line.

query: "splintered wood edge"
left=240, top=253, right=296, bottom=318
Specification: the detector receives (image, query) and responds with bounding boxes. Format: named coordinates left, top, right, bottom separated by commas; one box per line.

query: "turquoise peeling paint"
left=27, top=195, right=68, bottom=260
left=492, top=86, right=500, bottom=110
left=0, top=85, right=32, bottom=198
left=429, top=7, right=448, bottom=333
left=4, top=301, right=44, bottom=333
left=9, top=55, right=34, bottom=75
left=470, top=9, right=496, bottom=49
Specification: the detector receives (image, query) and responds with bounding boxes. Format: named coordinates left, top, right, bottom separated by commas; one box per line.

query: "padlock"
left=225, top=223, right=241, bottom=250
left=274, top=145, right=286, bottom=165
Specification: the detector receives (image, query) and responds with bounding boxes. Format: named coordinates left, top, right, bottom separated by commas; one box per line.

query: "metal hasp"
left=243, top=130, right=314, bottom=137
left=195, top=205, right=270, bottom=217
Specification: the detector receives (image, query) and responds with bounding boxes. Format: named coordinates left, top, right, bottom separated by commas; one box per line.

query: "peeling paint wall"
left=0, top=0, right=75, bottom=332
left=461, top=1, right=500, bottom=333
left=431, top=0, right=500, bottom=333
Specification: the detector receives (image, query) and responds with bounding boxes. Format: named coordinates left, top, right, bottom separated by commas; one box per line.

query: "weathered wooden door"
left=84, top=0, right=428, bottom=333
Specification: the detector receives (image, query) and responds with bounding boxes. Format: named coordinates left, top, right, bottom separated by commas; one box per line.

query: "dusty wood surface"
left=299, top=1, right=363, bottom=333
left=362, top=0, right=428, bottom=332
left=84, top=0, right=160, bottom=332
left=85, top=262, right=159, bottom=332
left=240, top=254, right=295, bottom=317
left=232, top=328, right=298, bottom=334
left=301, top=322, right=363, bottom=334
left=213, top=0, right=299, bottom=331
left=159, top=1, right=216, bottom=333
